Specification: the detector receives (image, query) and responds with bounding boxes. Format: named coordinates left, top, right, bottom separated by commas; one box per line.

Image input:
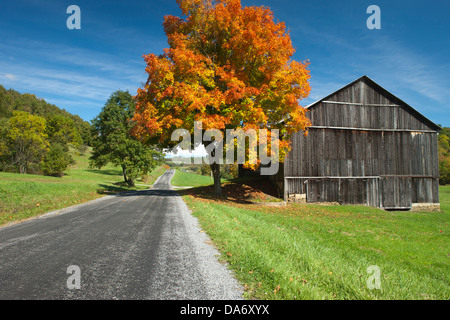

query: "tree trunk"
left=210, top=162, right=222, bottom=196
left=122, top=165, right=129, bottom=185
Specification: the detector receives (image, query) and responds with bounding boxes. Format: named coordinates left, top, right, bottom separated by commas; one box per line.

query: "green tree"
left=90, top=90, right=164, bottom=187
left=438, top=126, right=450, bottom=184
left=45, top=114, right=83, bottom=147
left=0, top=111, right=49, bottom=174
left=76, top=120, right=94, bottom=147
left=0, top=84, right=93, bottom=146
left=42, top=143, right=75, bottom=177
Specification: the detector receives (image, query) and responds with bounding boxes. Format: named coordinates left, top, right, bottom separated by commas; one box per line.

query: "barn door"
left=306, top=179, right=340, bottom=203
left=306, top=179, right=320, bottom=202
left=366, top=178, right=380, bottom=208
left=338, top=178, right=367, bottom=205
left=381, top=177, right=412, bottom=209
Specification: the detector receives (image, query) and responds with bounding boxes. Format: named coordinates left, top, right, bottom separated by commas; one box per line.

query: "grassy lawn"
left=181, top=185, right=450, bottom=300
left=439, top=185, right=450, bottom=213
left=143, top=164, right=168, bottom=186
left=2, top=151, right=448, bottom=299
left=170, top=169, right=215, bottom=187
left=0, top=148, right=164, bottom=226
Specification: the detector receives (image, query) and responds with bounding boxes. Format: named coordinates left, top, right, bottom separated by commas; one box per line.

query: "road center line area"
left=0, top=170, right=243, bottom=300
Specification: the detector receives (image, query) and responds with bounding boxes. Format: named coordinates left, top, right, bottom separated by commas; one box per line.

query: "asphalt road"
left=0, top=169, right=243, bottom=300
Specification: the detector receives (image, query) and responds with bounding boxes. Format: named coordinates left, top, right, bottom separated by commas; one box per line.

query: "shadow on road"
left=100, top=188, right=180, bottom=198
left=97, top=169, right=178, bottom=198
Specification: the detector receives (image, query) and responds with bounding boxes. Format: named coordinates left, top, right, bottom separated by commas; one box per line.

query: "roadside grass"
left=182, top=185, right=450, bottom=300
left=170, top=169, right=214, bottom=187
left=144, top=165, right=169, bottom=186
left=0, top=148, right=164, bottom=226
left=439, top=185, right=450, bottom=213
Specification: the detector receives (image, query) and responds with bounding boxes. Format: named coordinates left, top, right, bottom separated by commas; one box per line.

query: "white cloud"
left=165, top=145, right=207, bottom=158
left=4, top=73, right=16, bottom=80
left=0, top=39, right=148, bottom=120
left=360, top=37, right=450, bottom=105
left=298, top=28, right=450, bottom=119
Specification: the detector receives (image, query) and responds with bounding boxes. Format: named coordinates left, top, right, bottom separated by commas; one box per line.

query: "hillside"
left=0, top=147, right=165, bottom=226
left=0, top=84, right=91, bottom=145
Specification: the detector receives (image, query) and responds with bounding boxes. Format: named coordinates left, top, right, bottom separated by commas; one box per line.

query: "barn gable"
left=277, top=75, right=440, bottom=211
left=306, top=75, right=441, bottom=132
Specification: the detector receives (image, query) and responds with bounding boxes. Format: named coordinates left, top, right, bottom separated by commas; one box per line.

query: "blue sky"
left=0, top=0, right=449, bottom=127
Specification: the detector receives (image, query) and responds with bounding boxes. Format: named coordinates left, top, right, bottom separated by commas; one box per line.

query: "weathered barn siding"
left=279, top=76, right=440, bottom=210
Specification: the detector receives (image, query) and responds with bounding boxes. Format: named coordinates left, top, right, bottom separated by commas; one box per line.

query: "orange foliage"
left=133, top=0, right=311, bottom=165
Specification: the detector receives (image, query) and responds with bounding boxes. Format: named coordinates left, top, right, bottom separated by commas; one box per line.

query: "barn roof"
left=306, top=75, right=441, bottom=132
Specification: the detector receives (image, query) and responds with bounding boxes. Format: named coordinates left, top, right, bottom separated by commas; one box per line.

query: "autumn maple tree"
left=132, top=0, right=311, bottom=195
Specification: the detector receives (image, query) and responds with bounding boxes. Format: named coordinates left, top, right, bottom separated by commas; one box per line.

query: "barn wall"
left=284, top=78, right=440, bottom=210
left=285, top=130, right=438, bottom=178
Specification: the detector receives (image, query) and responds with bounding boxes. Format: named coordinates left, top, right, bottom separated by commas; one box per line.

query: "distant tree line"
left=166, top=159, right=238, bottom=180
left=438, top=126, right=450, bottom=185
left=0, top=85, right=93, bottom=176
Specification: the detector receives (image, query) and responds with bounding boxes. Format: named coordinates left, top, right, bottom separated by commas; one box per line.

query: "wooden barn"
left=269, top=75, right=441, bottom=211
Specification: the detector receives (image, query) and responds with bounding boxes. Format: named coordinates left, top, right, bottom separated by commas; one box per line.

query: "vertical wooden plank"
left=283, top=77, right=439, bottom=210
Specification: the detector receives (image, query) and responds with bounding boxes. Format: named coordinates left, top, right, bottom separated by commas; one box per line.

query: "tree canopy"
left=0, top=84, right=92, bottom=147
left=0, top=85, right=92, bottom=175
left=438, top=126, right=450, bottom=184
left=132, top=0, right=311, bottom=194
left=90, top=90, right=164, bottom=187
left=0, top=111, right=49, bottom=174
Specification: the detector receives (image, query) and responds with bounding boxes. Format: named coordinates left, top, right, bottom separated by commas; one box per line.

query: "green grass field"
left=182, top=185, right=450, bottom=300
left=0, top=148, right=164, bottom=226
left=439, top=185, right=450, bottom=213
left=143, top=164, right=168, bottom=186
left=2, top=154, right=449, bottom=300
left=170, top=169, right=215, bottom=187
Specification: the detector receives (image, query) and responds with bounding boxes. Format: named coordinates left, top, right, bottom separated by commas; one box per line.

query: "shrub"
left=42, top=143, right=75, bottom=177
